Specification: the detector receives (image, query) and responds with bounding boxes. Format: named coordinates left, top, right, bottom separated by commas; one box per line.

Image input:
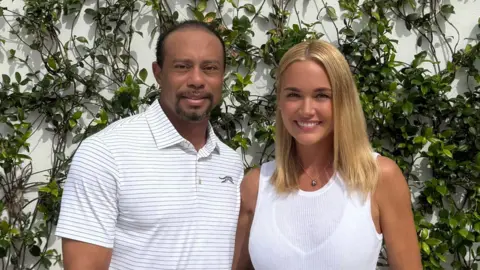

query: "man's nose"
left=187, top=67, right=205, bottom=89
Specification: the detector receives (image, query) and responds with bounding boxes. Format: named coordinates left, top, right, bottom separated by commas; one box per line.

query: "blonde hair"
left=271, top=40, right=379, bottom=197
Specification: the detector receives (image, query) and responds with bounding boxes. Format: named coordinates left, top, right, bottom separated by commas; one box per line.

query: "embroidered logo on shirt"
left=220, top=176, right=234, bottom=184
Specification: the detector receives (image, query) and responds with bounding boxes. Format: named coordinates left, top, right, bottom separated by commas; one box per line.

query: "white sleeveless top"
left=248, top=159, right=383, bottom=270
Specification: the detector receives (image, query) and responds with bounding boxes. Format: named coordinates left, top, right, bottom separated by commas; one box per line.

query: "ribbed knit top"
left=248, top=158, right=383, bottom=270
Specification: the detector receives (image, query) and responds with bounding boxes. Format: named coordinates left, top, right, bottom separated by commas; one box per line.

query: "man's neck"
left=159, top=101, right=209, bottom=151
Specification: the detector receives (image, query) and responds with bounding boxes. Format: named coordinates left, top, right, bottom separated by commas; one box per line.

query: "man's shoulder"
left=90, top=111, right=149, bottom=141
left=216, top=140, right=242, bottom=163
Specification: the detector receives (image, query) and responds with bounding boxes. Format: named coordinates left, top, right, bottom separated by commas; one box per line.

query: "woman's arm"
left=374, top=156, right=423, bottom=270
left=231, top=168, right=260, bottom=270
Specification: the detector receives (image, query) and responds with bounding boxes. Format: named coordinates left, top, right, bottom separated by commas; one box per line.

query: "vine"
left=0, top=0, right=478, bottom=269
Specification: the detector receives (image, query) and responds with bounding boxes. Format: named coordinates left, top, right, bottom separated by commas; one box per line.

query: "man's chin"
left=177, top=109, right=210, bottom=122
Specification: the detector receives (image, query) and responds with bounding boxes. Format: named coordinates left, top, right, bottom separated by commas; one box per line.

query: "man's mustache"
left=176, top=90, right=213, bottom=101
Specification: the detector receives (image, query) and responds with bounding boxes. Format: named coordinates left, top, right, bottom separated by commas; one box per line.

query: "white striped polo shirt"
left=55, top=100, right=244, bottom=269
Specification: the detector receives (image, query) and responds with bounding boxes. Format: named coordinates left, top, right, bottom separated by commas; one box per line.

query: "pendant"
left=311, top=179, right=317, bottom=186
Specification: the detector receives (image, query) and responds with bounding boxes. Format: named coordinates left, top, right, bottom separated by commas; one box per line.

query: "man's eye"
left=204, top=66, right=218, bottom=71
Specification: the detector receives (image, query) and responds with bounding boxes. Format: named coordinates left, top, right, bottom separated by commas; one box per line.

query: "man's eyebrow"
left=203, top=60, right=221, bottom=65
left=172, top=59, right=192, bottom=63
left=171, top=59, right=221, bottom=65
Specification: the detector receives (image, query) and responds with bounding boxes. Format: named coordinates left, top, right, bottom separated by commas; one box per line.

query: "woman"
left=231, top=40, right=422, bottom=270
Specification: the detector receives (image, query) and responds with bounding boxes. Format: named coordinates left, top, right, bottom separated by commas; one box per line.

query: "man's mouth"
left=181, top=96, right=209, bottom=106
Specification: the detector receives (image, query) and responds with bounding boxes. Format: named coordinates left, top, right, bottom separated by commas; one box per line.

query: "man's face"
left=153, top=28, right=224, bottom=123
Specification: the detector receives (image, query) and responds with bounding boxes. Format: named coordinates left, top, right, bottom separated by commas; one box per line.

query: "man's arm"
left=56, top=136, right=120, bottom=270
left=375, top=156, right=422, bottom=270
left=62, top=239, right=112, bottom=270
left=231, top=168, right=259, bottom=270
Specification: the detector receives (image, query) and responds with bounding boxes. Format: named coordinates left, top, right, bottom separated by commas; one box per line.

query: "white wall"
left=0, top=0, right=479, bottom=269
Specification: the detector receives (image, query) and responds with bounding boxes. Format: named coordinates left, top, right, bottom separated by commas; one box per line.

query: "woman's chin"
left=292, top=132, right=332, bottom=147
left=292, top=135, right=322, bottom=146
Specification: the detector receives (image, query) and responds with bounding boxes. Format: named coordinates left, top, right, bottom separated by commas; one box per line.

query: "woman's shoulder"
left=373, top=154, right=412, bottom=207
left=240, top=161, right=277, bottom=211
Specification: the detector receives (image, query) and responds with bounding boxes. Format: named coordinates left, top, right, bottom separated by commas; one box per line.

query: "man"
left=55, top=20, right=244, bottom=270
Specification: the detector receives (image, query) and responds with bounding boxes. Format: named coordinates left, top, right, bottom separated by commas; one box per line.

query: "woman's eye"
left=316, top=94, right=330, bottom=99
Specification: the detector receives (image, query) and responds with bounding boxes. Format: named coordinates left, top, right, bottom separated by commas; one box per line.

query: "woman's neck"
left=295, top=137, right=334, bottom=172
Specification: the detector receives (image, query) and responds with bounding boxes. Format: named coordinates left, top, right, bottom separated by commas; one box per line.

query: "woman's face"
left=278, top=59, right=334, bottom=147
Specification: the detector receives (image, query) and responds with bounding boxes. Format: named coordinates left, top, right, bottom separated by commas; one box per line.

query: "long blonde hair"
left=271, top=40, right=379, bottom=197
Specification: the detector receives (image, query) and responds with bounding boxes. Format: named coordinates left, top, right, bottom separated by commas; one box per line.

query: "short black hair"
left=155, top=20, right=226, bottom=68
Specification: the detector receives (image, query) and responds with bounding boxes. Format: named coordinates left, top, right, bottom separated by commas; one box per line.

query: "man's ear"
left=152, top=61, right=162, bottom=85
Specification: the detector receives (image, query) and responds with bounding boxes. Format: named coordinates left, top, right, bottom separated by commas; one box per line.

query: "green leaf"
left=125, top=74, right=134, bottom=85
left=226, top=0, right=237, bottom=8
left=197, top=0, right=207, bottom=12
left=421, top=242, right=431, bottom=255
left=204, top=12, right=216, bottom=22
left=139, top=68, right=148, bottom=82
left=429, top=256, right=440, bottom=267
left=72, top=134, right=83, bottom=144
left=469, top=127, right=476, bottom=135
left=16, top=154, right=31, bottom=160
left=372, top=12, right=380, bottom=21
left=442, top=149, right=453, bottom=158
left=2, top=74, right=10, bottom=84
left=436, top=185, right=447, bottom=196
left=420, top=229, right=428, bottom=239
left=440, top=4, right=455, bottom=14
left=417, top=36, right=423, bottom=47
left=413, top=136, right=424, bottom=144
left=29, top=245, right=41, bottom=257
left=458, top=228, right=468, bottom=238
left=421, top=85, right=428, bottom=95
left=424, top=127, right=433, bottom=138
left=72, top=111, right=82, bottom=120
left=427, top=195, right=434, bottom=204
left=449, top=218, right=458, bottom=228
left=85, top=8, right=97, bottom=16
left=51, top=188, right=59, bottom=197
left=243, top=4, right=255, bottom=14
left=425, top=238, right=441, bottom=246
left=76, top=36, right=88, bottom=43
left=235, top=73, right=244, bottom=84
left=96, top=68, right=105, bottom=75
left=327, top=6, right=337, bottom=20
left=402, top=101, right=413, bottom=115
left=406, top=13, right=419, bottom=22
left=69, top=119, right=76, bottom=128
left=15, top=72, right=21, bottom=83
left=96, top=55, right=108, bottom=64
left=474, top=222, right=480, bottom=233
left=47, top=56, right=57, bottom=69
left=467, top=232, right=475, bottom=242
left=192, top=9, right=204, bottom=21
left=39, top=187, right=51, bottom=193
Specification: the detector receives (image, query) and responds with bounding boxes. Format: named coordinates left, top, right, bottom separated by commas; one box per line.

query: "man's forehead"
left=165, top=28, right=221, bottom=46
left=163, top=29, right=223, bottom=60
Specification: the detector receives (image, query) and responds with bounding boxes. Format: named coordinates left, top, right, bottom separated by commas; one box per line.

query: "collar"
left=145, top=100, right=220, bottom=155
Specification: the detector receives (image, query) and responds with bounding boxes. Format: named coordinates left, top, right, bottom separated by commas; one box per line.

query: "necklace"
left=299, top=161, right=332, bottom=187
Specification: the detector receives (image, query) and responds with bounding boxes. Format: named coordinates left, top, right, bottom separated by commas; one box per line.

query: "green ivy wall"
left=0, top=0, right=479, bottom=269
